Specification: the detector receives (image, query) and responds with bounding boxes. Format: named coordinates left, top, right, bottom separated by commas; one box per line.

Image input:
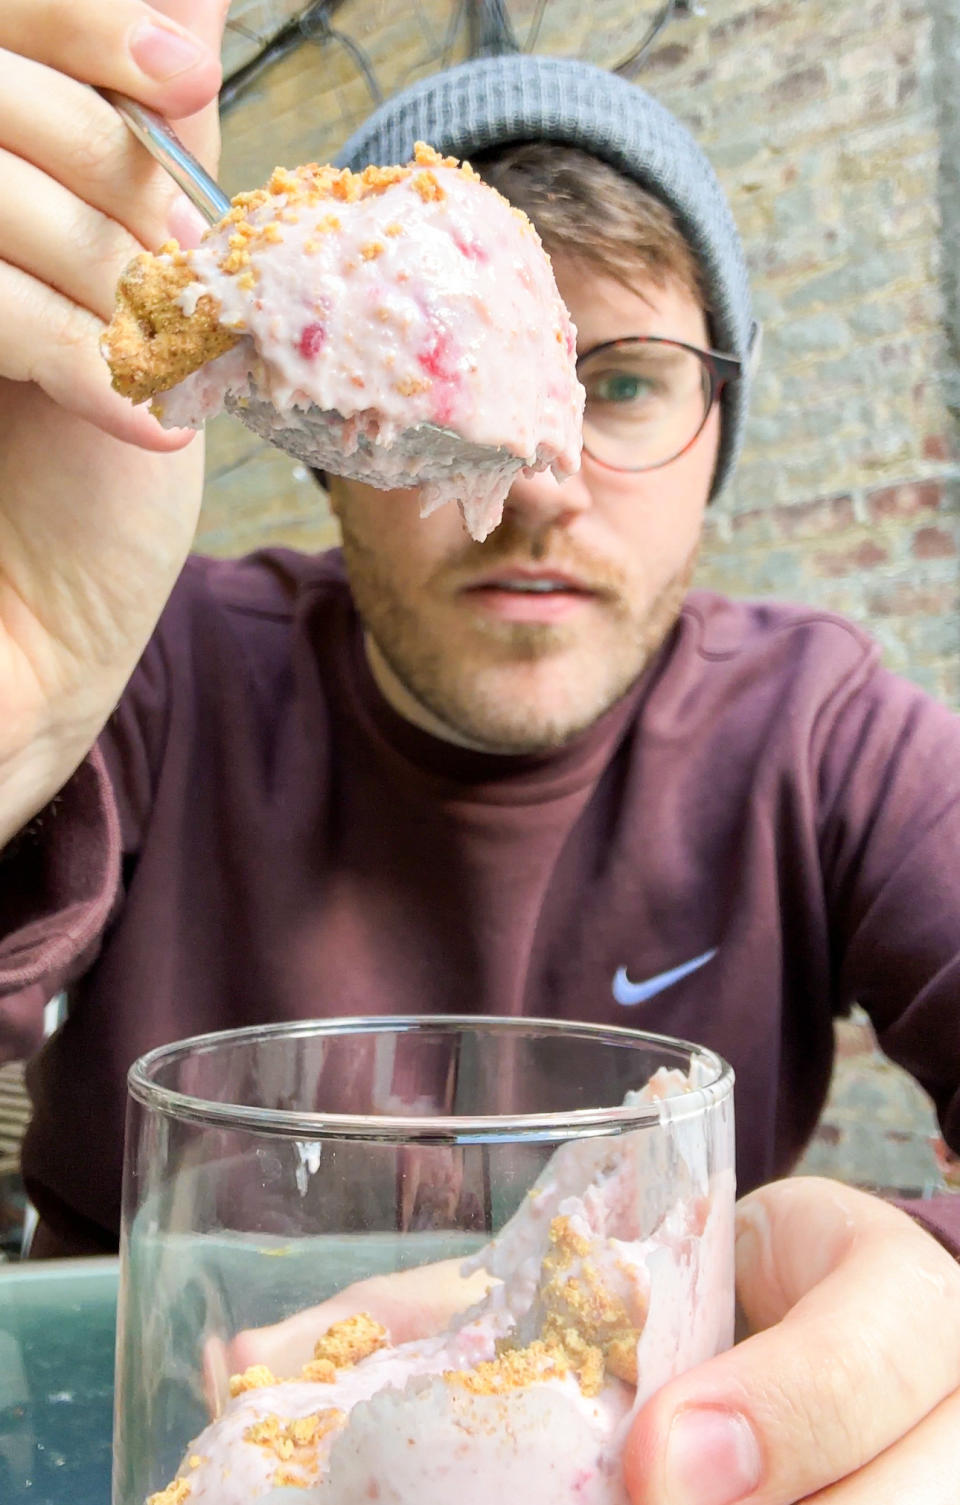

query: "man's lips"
left=458, top=566, right=601, bottom=622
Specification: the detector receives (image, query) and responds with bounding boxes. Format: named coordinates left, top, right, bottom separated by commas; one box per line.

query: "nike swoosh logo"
left=612, top=948, right=717, bottom=1006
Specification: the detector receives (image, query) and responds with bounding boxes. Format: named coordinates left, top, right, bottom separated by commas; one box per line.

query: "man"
left=1, top=2, right=959, bottom=1500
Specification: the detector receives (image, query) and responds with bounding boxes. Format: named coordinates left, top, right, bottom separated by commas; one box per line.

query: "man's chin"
left=464, top=617, right=581, bottom=661
left=403, top=668, right=639, bottom=754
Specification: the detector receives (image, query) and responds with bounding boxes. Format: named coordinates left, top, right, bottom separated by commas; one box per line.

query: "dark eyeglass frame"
left=576, top=336, right=743, bottom=474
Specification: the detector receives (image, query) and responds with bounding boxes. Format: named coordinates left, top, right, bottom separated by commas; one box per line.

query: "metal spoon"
left=100, top=89, right=229, bottom=224
left=101, top=91, right=513, bottom=493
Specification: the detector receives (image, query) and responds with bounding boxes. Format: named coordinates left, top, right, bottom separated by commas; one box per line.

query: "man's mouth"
left=460, top=568, right=599, bottom=622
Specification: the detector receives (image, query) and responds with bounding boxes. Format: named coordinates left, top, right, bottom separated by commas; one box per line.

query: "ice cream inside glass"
left=114, top=1017, right=735, bottom=1505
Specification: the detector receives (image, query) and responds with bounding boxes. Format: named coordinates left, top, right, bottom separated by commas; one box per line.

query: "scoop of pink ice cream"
left=147, top=144, right=584, bottom=541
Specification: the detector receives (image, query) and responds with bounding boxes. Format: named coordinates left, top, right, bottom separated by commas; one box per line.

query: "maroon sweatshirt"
left=2, top=549, right=959, bottom=1257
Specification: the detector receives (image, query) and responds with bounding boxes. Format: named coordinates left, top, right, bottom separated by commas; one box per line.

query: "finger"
left=0, top=55, right=206, bottom=253
left=129, top=0, right=232, bottom=167
left=1, top=0, right=221, bottom=121
left=804, top=1385, right=960, bottom=1504
left=0, top=147, right=145, bottom=321
left=0, top=260, right=193, bottom=450
left=227, top=1258, right=494, bottom=1378
left=623, top=1178, right=960, bottom=1505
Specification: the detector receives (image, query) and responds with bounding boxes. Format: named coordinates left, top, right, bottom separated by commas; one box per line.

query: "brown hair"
left=470, top=140, right=707, bottom=311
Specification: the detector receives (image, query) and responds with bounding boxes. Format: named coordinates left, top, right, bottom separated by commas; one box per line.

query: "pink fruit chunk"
left=298, top=322, right=326, bottom=359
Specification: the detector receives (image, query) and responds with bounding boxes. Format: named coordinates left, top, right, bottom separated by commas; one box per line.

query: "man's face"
left=329, top=256, right=719, bottom=753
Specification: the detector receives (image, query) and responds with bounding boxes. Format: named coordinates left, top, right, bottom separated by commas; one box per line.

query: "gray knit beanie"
left=338, top=54, right=756, bottom=499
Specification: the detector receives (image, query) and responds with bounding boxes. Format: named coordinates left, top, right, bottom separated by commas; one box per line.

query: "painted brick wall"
left=197, top=0, right=960, bottom=705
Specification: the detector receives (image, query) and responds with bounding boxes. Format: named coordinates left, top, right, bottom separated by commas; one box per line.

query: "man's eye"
left=586, top=371, right=657, bottom=403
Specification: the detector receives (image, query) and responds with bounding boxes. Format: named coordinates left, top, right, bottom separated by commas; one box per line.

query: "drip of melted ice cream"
left=145, top=1069, right=733, bottom=1505
left=136, top=146, right=585, bottom=541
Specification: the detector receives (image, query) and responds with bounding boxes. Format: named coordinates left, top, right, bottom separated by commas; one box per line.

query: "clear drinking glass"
left=114, top=1016, right=734, bottom=1505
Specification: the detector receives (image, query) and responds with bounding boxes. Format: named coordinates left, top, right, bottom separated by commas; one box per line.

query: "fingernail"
left=167, top=194, right=209, bottom=249
left=129, top=21, right=207, bottom=81
left=664, top=1408, right=762, bottom=1505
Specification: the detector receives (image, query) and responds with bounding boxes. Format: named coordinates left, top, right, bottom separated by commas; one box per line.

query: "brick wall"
left=640, top=0, right=960, bottom=706
left=198, top=0, right=960, bottom=704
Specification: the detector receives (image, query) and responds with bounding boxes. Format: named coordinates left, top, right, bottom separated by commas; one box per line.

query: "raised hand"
left=0, top=1, right=228, bottom=844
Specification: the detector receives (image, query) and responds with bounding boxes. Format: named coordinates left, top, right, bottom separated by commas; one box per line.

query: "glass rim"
left=127, top=1014, right=734, bottom=1144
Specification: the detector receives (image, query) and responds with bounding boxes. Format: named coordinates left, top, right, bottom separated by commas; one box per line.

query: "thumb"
left=149, top=0, right=231, bottom=167
left=150, top=0, right=230, bottom=53
left=621, top=1178, right=960, bottom=1505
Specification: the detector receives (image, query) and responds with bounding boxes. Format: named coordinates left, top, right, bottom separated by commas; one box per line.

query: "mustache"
left=435, top=515, right=630, bottom=596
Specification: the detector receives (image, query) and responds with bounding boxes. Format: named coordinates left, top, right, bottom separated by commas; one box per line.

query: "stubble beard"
left=340, top=515, right=698, bottom=754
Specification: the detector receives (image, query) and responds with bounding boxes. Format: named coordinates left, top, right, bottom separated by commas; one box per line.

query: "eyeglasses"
left=576, top=337, right=742, bottom=473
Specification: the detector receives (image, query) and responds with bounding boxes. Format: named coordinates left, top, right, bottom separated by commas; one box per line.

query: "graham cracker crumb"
left=604, top=1332, right=639, bottom=1386
left=101, top=253, right=238, bottom=403
left=395, top=375, right=431, bottom=396
left=244, top=1408, right=345, bottom=1467
left=536, top=1216, right=646, bottom=1391
left=229, top=1364, right=278, bottom=1397
left=412, top=170, right=445, bottom=203
left=273, top=1466, right=312, bottom=1488
left=445, top=1339, right=575, bottom=1395
left=311, top=1313, right=388, bottom=1369
left=146, top=1481, right=191, bottom=1505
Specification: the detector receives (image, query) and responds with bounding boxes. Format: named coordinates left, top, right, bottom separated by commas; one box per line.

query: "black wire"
left=614, top=0, right=677, bottom=74
left=440, top=0, right=467, bottom=68
left=523, top=0, right=549, bottom=52
left=220, top=24, right=305, bottom=113
left=218, top=0, right=684, bottom=119
left=300, top=5, right=383, bottom=104
left=467, top=0, right=521, bottom=56
left=220, top=1, right=381, bottom=115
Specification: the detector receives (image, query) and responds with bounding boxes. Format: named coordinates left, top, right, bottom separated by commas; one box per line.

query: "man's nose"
left=501, top=462, right=593, bottom=528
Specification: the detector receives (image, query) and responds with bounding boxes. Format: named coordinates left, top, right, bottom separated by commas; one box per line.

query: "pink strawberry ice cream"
left=105, top=144, right=584, bottom=542
left=146, top=1069, right=734, bottom=1505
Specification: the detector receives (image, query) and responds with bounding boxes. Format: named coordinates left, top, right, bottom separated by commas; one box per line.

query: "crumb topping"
left=229, top=1364, right=279, bottom=1397
left=412, top=170, right=445, bottom=202
left=444, top=1338, right=573, bottom=1395
left=272, top=1466, right=314, bottom=1488
left=395, top=375, right=431, bottom=396
left=146, top=1481, right=191, bottom=1505
left=536, top=1216, right=646, bottom=1388
left=102, top=140, right=527, bottom=405
left=101, top=252, right=239, bottom=403
left=311, top=1312, right=389, bottom=1369
left=244, top=1408, right=345, bottom=1457
left=243, top=1406, right=345, bottom=1487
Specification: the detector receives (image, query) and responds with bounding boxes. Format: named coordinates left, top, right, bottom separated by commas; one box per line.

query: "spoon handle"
left=100, top=89, right=231, bottom=225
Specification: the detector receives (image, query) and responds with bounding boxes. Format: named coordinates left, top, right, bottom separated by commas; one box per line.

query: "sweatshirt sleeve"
left=892, top=1194, right=960, bottom=1259
left=0, top=747, right=121, bottom=1029
left=817, top=659, right=960, bottom=1195
left=0, top=596, right=177, bottom=1051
